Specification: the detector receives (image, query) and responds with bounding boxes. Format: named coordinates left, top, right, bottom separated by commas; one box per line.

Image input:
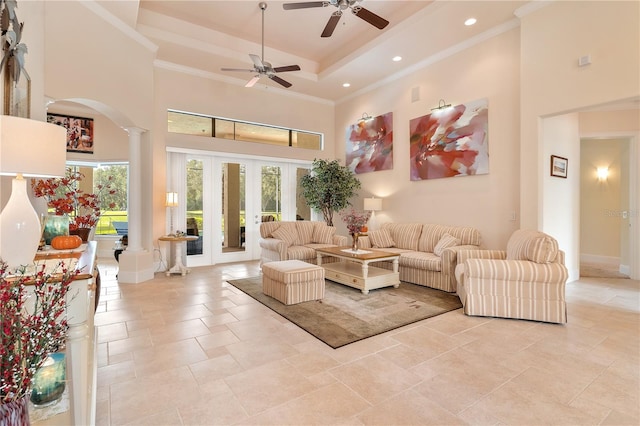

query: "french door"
left=169, top=151, right=311, bottom=266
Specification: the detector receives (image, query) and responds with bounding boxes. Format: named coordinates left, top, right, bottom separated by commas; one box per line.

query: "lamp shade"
left=0, top=116, right=67, bottom=178
left=0, top=116, right=67, bottom=270
left=165, top=192, right=178, bottom=207
left=364, top=197, right=382, bottom=212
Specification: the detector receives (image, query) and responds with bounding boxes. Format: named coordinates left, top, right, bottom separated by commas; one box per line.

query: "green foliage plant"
left=300, top=159, right=361, bottom=226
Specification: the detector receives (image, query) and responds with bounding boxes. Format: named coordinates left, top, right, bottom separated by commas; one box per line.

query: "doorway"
left=168, top=150, right=311, bottom=266
left=580, top=137, right=632, bottom=279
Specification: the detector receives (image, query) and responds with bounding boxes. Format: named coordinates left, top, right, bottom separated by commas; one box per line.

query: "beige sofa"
left=455, top=229, right=568, bottom=323
left=259, top=221, right=348, bottom=265
left=357, top=222, right=481, bottom=292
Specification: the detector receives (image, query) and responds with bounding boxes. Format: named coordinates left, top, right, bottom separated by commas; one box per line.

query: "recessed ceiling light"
left=464, top=18, right=477, bottom=26
left=392, top=56, right=402, bottom=62
left=343, top=83, right=351, bottom=88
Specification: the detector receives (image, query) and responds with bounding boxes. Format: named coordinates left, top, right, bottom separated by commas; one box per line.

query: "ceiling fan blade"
left=353, top=7, right=389, bottom=30
left=221, top=67, right=254, bottom=72
left=273, top=64, right=301, bottom=73
left=249, top=54, right=265, bottom=72
left=245, top=75, right=261, bottom=88
left=321, top=12, right=341, bottom=38
left=269, top=75, right=293, bottom=88
left=283, top=2, right=325, bottom=10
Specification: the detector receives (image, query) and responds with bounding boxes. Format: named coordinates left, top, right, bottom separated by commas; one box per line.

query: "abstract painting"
left=346, top=112, right=393, bottom=174
left=409, top=98, right=488, bottom=180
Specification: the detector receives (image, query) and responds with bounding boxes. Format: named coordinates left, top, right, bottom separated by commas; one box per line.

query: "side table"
left=158, top=235, right=198, bottom=276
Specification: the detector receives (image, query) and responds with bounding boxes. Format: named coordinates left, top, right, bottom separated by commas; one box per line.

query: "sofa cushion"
left=445, top=226, right=481, bottom=246
left=507, top=229, right=558, bottom=263
left=368, top=229, right=395, bottom=248
left=260, top=221, right=281, bottom=238
left=286, top=245, right=317, bottom=261
left=295, top=221, right=315, bottom=245
left=384, top=223, right=422, bottom=250
left=312, top=223, right=336, bottom=244
left=434, top=233, right=460, bottom=256
left=399, top=252, right=442, bottom=272
left=271, top=225, right=299, bottom=247
left=418, top=224, right=447, bottom=252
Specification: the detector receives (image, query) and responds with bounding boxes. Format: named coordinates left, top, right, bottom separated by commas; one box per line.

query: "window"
left=167, top=110, right=323, bottom=150
left=67, top=163, right=129, bottom=236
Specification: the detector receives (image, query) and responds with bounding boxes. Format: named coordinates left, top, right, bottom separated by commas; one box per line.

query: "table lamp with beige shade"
left=363, top=196, right=382, bottom=231
left=0, top=115, right=67, bottom=270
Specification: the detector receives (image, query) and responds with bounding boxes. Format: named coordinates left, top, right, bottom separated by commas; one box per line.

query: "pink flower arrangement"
left=0, top=261, right=78, bottom=403
left=31, top=168, right=116, bottom=230
left=340, top=208, right=371, bottom=235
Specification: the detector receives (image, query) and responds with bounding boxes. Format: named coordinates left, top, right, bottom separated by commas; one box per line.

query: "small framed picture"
left=550, top=155, right=568, bottom=178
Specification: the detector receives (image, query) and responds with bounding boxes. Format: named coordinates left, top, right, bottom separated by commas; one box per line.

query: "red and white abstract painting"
left=409, top=98, right=488, bottom=180
left=346, top=112, right=393, bottom=174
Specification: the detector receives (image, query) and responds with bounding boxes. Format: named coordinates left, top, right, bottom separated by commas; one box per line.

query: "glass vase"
left=30, top=353, right=66, bottom=407
left=42, top=215, right=69, bottom=245
left=351, top=233, right=359, bottom=252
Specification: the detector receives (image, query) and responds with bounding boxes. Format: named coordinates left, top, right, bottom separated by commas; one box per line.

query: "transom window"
left=167, top=110, right=323, bottom=150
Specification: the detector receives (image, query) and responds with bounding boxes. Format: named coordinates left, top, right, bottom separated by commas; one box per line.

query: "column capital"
left=124, top=126, right=147, bottom=136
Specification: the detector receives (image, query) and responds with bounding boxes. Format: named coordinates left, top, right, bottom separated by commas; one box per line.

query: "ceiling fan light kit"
left=221, top=2, right=300, bottom=88
left=283, top=0, right=389, bottom=38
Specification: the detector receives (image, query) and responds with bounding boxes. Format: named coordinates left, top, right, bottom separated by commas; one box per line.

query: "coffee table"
left=316, top=246, right=400, bottom=294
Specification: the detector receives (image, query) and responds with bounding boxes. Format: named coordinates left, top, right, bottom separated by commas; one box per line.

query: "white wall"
left=519, top=1, right=640, bottom=279
left=541, top=113, right=580, bottom=280
left=335, top=28, right=521, bottom=249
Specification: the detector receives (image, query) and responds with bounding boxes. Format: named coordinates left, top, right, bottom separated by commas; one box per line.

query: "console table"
left=31, top=242, right=98, bottom=425
left=159, top=235, right=198, bottom=276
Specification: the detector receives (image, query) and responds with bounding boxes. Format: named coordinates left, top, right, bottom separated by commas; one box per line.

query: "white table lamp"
left=364, top=197, right=383, bottom=231
left=0, top=116, right=67, bottom=270
left=165, top=191, right=178, bottom=235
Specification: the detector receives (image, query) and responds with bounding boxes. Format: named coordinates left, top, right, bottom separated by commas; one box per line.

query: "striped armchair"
left=455, top=229, right=568, bottom=323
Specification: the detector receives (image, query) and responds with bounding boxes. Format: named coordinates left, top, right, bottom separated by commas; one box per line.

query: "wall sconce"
left=165, top=192, right=178, bottom=235
left=364, top=197, right=383, bottom=230
left=597, top=167, right=609, bottom=182
left=431, top=99, right=452, bottom=112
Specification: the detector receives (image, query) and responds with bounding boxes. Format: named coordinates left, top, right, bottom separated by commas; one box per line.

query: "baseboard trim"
left=580, top=253, right=620, bottom=265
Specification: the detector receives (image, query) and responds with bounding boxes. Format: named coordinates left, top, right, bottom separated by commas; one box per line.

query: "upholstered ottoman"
left=262, top=260, right=325, bottom=305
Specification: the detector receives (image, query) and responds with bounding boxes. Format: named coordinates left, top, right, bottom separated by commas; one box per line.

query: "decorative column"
left=118, top=126, right=153, bottom=283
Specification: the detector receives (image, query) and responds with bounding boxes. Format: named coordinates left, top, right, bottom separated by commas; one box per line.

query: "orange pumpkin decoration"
left=51, top=235, right=83, bottom=250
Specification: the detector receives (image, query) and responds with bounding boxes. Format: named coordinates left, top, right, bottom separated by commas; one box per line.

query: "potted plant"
left=31, top=168, right=116, bottom=241
left=0, top=260, right=78, bottom=424
left=300, top=159, right=361, bottom=226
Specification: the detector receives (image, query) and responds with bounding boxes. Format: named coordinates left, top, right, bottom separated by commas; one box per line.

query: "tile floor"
left=94, top=259, right=640, bottom=425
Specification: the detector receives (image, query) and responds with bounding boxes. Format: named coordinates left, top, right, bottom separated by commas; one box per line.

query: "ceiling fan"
left=221, top=2, right=300, bottom=88
left=283, top=0, right=389, bottom=38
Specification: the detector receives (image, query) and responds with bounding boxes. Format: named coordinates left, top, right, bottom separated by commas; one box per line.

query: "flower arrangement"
left=31, top=168, right=116, bottom=230
left=340, top=208, right=371, bottom=235
left=0, top=260, right=78, bottom=403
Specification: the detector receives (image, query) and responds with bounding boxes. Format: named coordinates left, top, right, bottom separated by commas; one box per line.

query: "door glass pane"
left=186, top=159, right=203, bottom=256
left=261, top=166, right=281, bottom=222
left=221, top=162, right=245, bottom=252
left=296, top=167, right=311, bottom=221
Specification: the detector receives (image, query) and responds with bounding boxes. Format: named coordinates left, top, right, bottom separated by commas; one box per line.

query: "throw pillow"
left=434, top=233, right=460, bottom=256
left=368, top=229, right=395, bottom=248
left=312, top=224, right=336, bottom=244
left=525, top=235, right=559, bottom=263
left=271, top=226, right=298, bottom=247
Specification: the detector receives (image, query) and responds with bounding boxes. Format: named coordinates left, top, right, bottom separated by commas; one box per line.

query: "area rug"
left=227, top=276, right=462, bottom=348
